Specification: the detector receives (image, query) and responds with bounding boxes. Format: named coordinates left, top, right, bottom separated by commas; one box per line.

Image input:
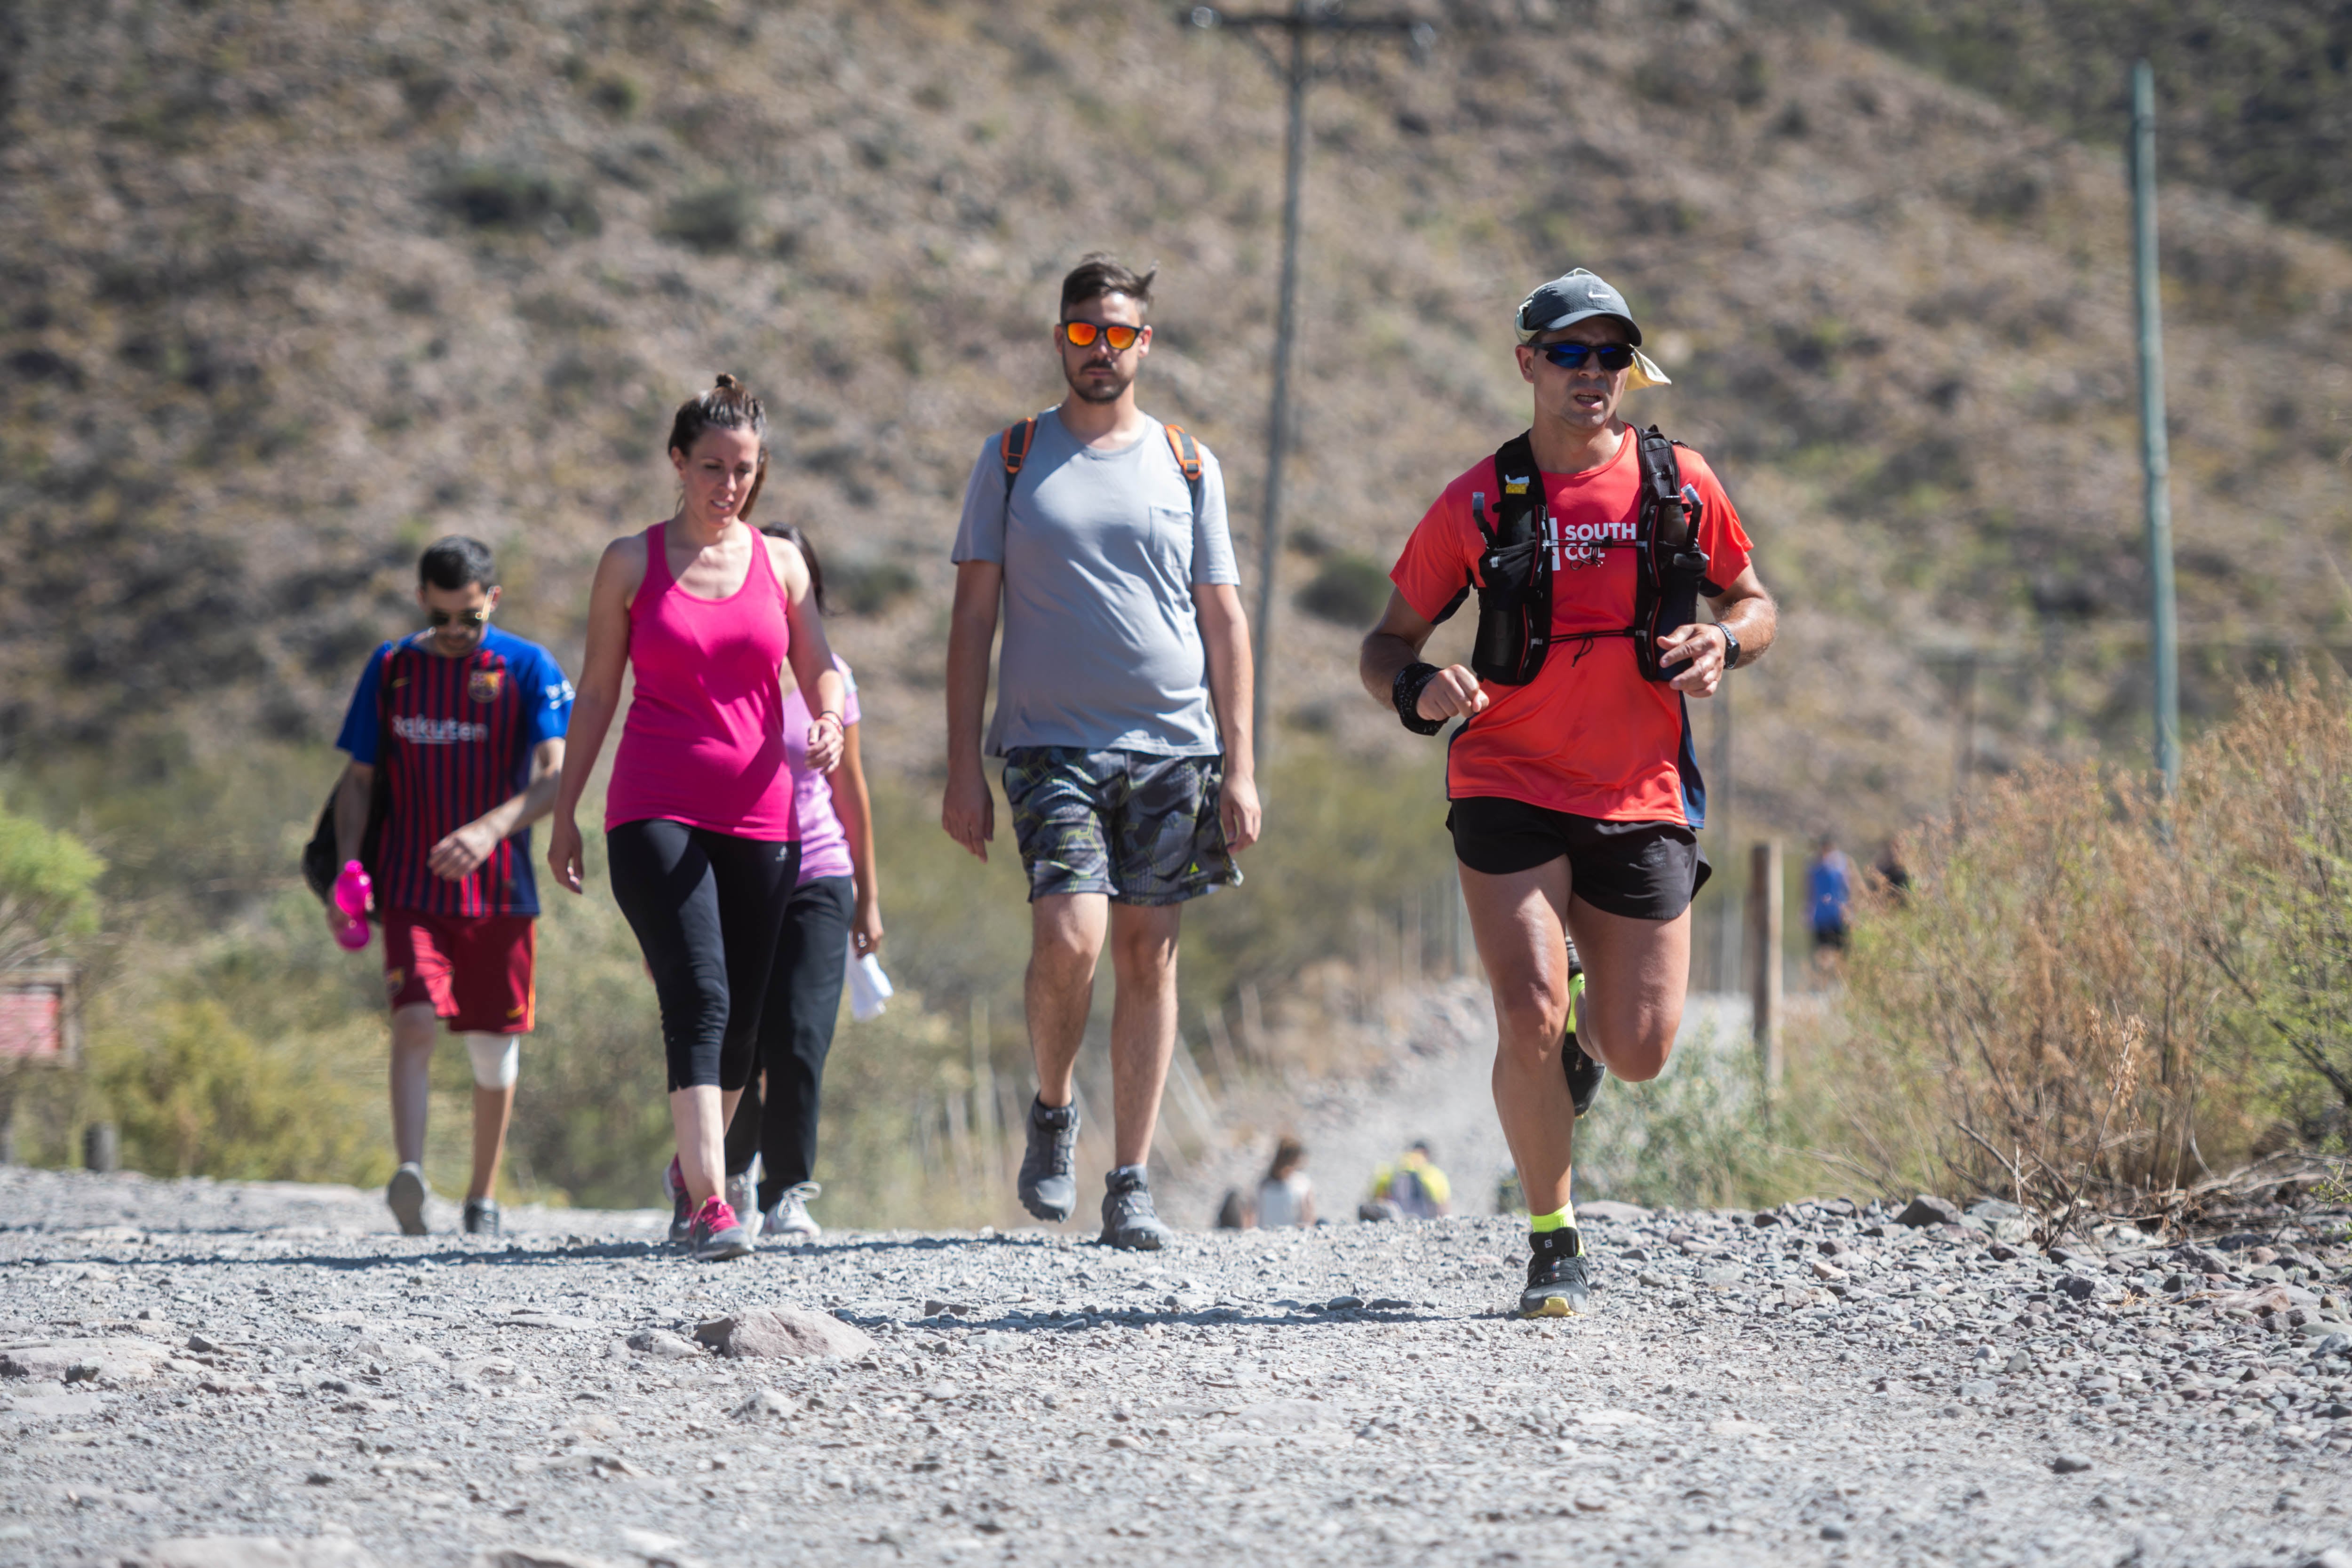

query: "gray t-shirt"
left=951, top=408, right=1240, bottom=757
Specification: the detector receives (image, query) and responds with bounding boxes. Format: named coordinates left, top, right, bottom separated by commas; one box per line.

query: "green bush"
left=1293, top=551, right=1393, bottom=627
left=661, top=185, right=755, bottom=254
left=89, top=996, right=387, bottom=1183
left=0, top=793, right=103, bottom=973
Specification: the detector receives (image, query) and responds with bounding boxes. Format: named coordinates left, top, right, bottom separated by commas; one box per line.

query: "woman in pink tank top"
left=548, top=375, right=846, bottom=1261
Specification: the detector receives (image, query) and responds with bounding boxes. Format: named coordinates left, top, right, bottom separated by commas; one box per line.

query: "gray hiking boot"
left=386, top=1162, right=429, bottom=1236
left=1017, top=1098, right=1079, bottom=1223
left=1100, top=1167, right=1171, bottom=1251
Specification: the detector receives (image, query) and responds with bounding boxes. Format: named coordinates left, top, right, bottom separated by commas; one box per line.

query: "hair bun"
left=714, top=373, right=740, bottom=390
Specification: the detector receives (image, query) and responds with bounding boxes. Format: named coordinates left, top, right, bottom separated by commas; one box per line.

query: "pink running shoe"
left=687, top=1196, right=751, bottom=1261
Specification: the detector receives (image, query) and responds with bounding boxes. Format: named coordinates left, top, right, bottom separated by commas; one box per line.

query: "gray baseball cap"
left=1514, top=268, right=1642, bottom=346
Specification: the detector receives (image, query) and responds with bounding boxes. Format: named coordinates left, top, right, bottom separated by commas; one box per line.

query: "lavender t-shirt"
left=782, top=655, right=860, bottom=884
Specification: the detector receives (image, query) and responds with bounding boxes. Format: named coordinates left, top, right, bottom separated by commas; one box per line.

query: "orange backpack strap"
left=1162, top=424, right=1204, bottom=516
left=998, top=416, right=1039, bottom=498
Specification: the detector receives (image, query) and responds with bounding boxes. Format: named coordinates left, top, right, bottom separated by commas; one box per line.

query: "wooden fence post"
left=1748, top=840, right=1784, bottom=1090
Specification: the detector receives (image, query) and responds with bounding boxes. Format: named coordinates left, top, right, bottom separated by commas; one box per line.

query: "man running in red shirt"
left=1360, top=269, right=1778, bottom=1316
left=330, top=537, right=572, bottom=1237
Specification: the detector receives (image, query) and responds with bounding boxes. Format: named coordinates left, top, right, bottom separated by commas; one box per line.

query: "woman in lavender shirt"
left=721, top=526, right=884, bottom=1239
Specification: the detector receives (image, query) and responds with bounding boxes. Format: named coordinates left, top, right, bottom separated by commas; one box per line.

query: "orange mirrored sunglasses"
left=1058, top=320, right=1143, bottom=351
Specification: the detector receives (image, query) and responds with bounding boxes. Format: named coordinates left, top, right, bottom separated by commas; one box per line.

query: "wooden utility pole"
left=1748, top=840, right=1783, bottom=1089
left=1182, top=3, right=1437, bottom=757
left=2130, top=59, right=2181, bottom=793
left=1713, top=679, right=1737, bottom=994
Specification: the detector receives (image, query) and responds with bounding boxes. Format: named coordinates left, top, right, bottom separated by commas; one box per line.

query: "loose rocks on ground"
left=3, top=1165, right=2349, bottom=1568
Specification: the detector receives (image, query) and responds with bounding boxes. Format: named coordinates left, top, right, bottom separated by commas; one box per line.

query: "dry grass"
left=1833, top=677, right=2352, bottom=1237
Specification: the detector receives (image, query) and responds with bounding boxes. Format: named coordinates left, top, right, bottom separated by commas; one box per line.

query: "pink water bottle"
left=331, top=860, right=373, bottom=951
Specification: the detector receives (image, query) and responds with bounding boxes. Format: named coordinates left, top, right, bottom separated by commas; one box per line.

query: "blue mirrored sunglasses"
left=1534, top=342, right=1637, bottom=371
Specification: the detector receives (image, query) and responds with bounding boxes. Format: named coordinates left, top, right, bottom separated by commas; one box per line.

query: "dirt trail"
left=6, top=1161, right=2348, bottom=1567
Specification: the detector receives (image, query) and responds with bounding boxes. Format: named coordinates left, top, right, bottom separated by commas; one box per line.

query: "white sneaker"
left=763, top=1181, right=822, bottom=1240
left=727, top=1156, right=763, bottom=1242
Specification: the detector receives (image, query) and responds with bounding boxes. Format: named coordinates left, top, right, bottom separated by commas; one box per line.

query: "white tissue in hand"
left=846, top=945, right=894, bottom=1021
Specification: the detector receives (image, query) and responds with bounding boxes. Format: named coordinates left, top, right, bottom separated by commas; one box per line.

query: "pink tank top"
left=605, top=522, right=799, bottom=841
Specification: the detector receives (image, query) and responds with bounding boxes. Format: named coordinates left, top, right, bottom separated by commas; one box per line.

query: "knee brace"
left=464, top=1033, right=520, bottom=1090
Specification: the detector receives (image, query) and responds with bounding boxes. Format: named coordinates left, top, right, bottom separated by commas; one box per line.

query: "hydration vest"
left=1434, top=425, right=1714, bottom=686
left=997, top=414, right=1204, bottom=517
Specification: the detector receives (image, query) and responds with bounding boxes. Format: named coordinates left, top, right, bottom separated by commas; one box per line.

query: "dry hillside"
left=3, top=0, right=2349, bottom=848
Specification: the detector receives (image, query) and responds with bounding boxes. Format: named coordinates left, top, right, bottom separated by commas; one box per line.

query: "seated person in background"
left=1362, top=1139, right=1451, bottom=1221
left=1254, top=1136, right=1316, bottom=1228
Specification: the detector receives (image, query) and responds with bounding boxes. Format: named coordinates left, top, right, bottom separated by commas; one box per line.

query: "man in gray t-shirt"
left=944, top=255, right=1261, bottom=1251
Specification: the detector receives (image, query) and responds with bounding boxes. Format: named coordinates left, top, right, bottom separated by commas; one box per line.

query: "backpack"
left=998, top=414, right=1205, bottom=519
left=1432, top=425, right=1713, bottom=686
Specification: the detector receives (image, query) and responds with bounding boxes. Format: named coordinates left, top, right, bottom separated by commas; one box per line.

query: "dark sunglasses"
left=1533, top=341, right=1637, bottom=372
left=1058, top=321, right=1144, bottom=351
left=427, top=607, right=491, bottom=628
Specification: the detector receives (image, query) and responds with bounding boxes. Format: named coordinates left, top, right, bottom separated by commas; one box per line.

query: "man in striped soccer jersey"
left=330, top=536, right=572, bottom=1236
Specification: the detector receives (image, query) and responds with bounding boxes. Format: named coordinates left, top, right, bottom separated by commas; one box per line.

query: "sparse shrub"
left=831, top=557, right=921, bottom=616
left=1835, top=679, right=2352, bottom=1232
left=1838, top=761, right=2235, bottom=1231
left=2173, top=683, right=2352, bottom=1144
left=1575, top=1016, right=1798, bottom=1210
left=439, top=164, right=599, bottom=236
left=1294, top=551, right=1391, bottom=627
left=588, top=73, right=643, bottom=118
left=661, top=184, right=755, bottom=254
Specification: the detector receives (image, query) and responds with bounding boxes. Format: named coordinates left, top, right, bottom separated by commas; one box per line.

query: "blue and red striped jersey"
left=335, top=627, right=573, bottom=917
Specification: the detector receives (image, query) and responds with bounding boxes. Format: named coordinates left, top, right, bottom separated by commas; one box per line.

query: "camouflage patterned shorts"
left=1002, top=748, right=1242, bottom=906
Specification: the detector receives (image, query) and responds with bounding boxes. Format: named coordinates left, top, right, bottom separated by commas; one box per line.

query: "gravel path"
left=5, top=1163, right=2351, bottom=1568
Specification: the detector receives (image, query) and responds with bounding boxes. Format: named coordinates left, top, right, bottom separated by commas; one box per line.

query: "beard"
left=1064, top=359, right=1134, bottom=405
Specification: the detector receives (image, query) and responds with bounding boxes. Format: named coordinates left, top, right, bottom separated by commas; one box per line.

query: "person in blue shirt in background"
left=1809, top=832, right=1853, bottom=963
left=330, top=537, right=572, bottom=1237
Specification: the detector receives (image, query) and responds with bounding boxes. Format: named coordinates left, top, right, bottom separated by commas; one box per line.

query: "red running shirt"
left=1388, top=428, right=1753, bottom=826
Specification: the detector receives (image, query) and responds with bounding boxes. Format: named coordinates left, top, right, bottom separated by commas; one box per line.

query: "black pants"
left=605, top=819, right=800, bottom=1093
left=723, top=874, right=854, bottom=1209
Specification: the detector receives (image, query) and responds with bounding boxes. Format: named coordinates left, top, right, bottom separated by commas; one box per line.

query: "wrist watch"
left=1717, top=625, right=1741, bottom=670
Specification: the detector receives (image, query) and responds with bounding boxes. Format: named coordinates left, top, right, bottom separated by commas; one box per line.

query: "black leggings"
left=723, top=874, right=854, bottom=1208
left=605, top=819, right=800, bottom=1092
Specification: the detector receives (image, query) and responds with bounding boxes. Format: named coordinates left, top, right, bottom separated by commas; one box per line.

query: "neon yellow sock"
left=1529, top=1203, right=1576, bottom=1234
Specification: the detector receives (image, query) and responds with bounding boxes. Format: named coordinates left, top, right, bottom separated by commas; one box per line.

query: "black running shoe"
left=1561, top=957, right=1603, bottom=1118
left=1519, top=1227, right=1593, bottom=1317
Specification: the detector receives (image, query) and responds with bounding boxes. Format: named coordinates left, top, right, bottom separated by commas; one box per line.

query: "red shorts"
left=382, top=910, right=536, bottom=1035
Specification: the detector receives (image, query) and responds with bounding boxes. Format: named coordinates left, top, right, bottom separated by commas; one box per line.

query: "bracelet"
left=1394, top=662, right=1445, bottom=736
left=814, top=710, right=845, bottom=730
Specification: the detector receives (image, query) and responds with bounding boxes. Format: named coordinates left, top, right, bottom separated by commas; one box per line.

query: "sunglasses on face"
left=427, top=607, right=491, bottom=628
left=1058, top=321, right=1144, bottom=352
left=1533, top=341, right=1637, bottom=372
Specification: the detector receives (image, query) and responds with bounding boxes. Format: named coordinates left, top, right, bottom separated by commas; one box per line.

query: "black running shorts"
left=1446, top=796, right=1710, bottom=922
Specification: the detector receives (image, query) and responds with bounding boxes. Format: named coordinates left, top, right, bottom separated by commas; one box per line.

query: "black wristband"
left=1394, top=662, right=1445, bottom=736
left=1717, top=625, right=1741, bottom=670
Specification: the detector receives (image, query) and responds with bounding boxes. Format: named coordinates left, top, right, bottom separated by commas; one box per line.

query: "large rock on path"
left=693, top=1306, right=874, bottom=1360
left=1894, top=1194, right=1963, bottom=1228
left=0, top=1337, right=167, bottom=1382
